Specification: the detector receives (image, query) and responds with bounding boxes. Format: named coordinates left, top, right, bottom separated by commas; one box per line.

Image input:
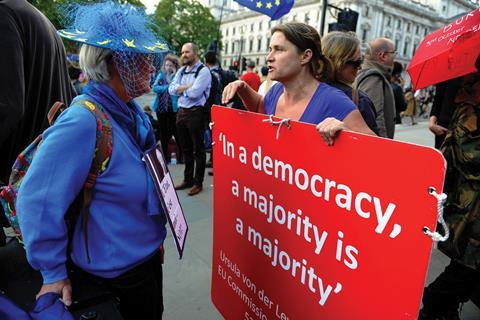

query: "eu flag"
left=234, top=0, right=294, bottom=20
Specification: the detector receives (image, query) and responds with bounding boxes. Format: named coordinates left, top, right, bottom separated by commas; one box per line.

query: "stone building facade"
left=217, top=0, right=478, bottom=69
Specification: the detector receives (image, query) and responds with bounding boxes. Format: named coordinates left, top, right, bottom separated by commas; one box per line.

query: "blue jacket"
left=17, top=97, right=167, bottom=284
left=152, top=71, right=178, bottom=113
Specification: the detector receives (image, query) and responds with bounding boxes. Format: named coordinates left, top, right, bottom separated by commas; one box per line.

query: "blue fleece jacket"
left=152, top=71, right=178, bottom=113
left=16, top=98, right=167, bottom=284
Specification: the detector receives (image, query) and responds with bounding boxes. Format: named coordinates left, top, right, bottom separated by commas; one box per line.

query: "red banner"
left=211, top=107, right=446, bottom=319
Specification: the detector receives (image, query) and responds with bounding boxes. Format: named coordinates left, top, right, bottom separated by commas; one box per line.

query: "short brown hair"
left=271, top=22, right=332, bottom=82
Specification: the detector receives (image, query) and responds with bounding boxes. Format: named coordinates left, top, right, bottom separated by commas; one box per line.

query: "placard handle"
left=423, top=187, right=449, bottom=242
left=262, top=115, right=291, bottom=140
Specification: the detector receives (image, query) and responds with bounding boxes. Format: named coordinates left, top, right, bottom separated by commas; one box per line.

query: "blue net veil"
left=59, top=1, right=170, bottom=99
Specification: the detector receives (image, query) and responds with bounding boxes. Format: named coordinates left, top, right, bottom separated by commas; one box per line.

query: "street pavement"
left=161, top=117, right=480, bottom=319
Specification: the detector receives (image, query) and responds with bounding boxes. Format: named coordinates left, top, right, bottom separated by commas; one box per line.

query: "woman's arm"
left=429, top=115, right=448, bottom=136
left=168, top=68, right=183, bottom=96
left=316, top=110, right=375, bottom=145
left=17, top=105, right=96, bottom=292
left=343, top=109, right=376, bottom=136
left=152, top=72, right=168, bottom=94
left=222, top=80, right=265, bottom=113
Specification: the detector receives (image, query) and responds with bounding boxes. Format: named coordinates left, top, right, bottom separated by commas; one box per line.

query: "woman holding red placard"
left=222, top=22, right=375, bottom=145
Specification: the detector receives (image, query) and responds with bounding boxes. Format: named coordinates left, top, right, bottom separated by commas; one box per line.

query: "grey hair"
left=79, top=44, right=113, bottom=83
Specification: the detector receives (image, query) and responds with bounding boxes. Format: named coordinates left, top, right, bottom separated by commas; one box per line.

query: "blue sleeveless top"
left=263, top=82, right=357, bottom=124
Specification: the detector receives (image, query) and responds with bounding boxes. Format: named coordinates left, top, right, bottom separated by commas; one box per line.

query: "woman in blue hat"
left=16, top=2, right=170, bottom=319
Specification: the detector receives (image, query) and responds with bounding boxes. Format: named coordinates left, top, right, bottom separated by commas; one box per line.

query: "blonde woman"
left=322, top=31, right=379, bottom=135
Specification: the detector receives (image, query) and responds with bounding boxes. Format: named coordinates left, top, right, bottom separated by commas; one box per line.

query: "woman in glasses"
left=322, top=31, right=379, bottom=135
left=222, top=22, right=375, bottom=145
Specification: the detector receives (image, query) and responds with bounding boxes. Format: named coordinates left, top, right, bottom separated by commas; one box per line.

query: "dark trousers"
left=0, top=186, right=6, bottom=246
left=157, top=111, right=182, bottom=163
left=421, top=260, right=480, bottom=318
left=0, top=240, right=42, bottom=310
left=395, top=111, right=402, bottom=124
left=176, top=107, right=206, bottom=186
left=0, top=208, right=8, bottom=247
left=0, top=240, right=163, bottom=319
left=0, top=230, right=5, bottom=247
left=74, top=251, right=164, bottom=320
left=205, top=108, right=213, bottom=164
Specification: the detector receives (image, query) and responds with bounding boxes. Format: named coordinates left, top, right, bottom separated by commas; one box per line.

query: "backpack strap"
left=47, top=102, right=68, bottom=125
left=355, top=69, right=389, bottom=110
left=77, top=99, right=113, bottom=263
left=180, top=64, right=204, bottom=78
left=356, top=69, right=389, bottom=91
left=179, top=66, right=187, bottom=77
left=180, top=64, right=208, bottom=103
left=80, top=100, right=113, bottom=182
left=195, top=65, right=213, bottom=102
left=194, top=64, right=204, bottom=78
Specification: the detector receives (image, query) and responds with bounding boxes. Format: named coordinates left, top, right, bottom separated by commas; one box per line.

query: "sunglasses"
left=345, top=58, right=363, bottom=69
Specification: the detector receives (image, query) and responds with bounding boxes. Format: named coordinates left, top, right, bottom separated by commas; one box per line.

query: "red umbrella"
left=407, top=8, right=480, bottom=90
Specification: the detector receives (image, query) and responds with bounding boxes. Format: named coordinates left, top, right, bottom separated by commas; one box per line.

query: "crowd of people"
left=0, top=0, right=478, bottom=319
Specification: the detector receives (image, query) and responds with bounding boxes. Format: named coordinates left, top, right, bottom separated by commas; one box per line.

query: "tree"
left=153, top=0, right=220, bottom=55
left=28, top=0, right=146, bottom=52
left=28, top=0, right=145, bottom=29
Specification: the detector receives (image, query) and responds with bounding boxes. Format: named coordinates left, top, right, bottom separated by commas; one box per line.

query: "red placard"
left=211, top=107, right=447, bottom=319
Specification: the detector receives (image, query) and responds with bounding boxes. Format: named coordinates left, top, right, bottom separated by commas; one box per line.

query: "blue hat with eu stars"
left=57, top=1, right=170, bottom=54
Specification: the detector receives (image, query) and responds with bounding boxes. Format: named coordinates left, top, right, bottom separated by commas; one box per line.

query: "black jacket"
left=430, top=77, right=462, bottom=128
left=0, top=0, right=74, bottom=182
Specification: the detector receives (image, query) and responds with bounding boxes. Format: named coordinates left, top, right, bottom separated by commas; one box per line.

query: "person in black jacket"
left=428, top=77, right=462, bottom=149
left=420, top=63, right=480, bottom=320
left=391, top=62, right=407, bottom=124
left=0, top=0, right=74, bottom=308
left=0, top=0, right=74, bottom=183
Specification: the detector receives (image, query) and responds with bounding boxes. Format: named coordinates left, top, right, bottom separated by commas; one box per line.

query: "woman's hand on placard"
left=316, top=117, right=348, bottom=146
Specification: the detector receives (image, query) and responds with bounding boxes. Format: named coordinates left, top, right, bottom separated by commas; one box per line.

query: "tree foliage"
left=28, top=0, right=146, bottom=52
left=153, top=0, right=220, bottom=55
left=28, top=0, right=145, bottom=29
left=29, top=0, right=219, bottom=55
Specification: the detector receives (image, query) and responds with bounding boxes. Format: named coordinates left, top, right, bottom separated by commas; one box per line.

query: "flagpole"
left=320, top=0, right=328, bottom=36
left=216, top=0, right=226, bottom=45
